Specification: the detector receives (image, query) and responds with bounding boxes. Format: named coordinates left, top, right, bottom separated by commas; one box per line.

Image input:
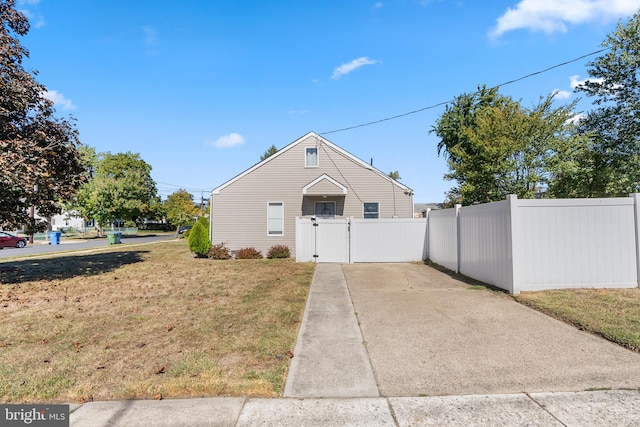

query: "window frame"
left=363, top=202, right=380, bottom=219
left=267, top=201, right=284, bottom=236
left=305, top=147, right=319, bottom=168
left=314, top=201, right=336, bottom=218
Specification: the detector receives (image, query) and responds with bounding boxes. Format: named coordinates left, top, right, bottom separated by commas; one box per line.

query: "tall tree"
left=388, top=170, right=401, bottom=181
left=573, top=10, right=640, bottom=196
left=164, top=189, right=199, bottom=236
left=74, top=152, right=157, bottom=234
left=432, top=86, right=584, bottom=204
left=0, top=0, right=85, bottom=231
left=260, top=144, right=278, bottom=161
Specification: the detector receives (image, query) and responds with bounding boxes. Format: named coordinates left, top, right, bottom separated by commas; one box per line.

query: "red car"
left=0, top=231, right=27, bottom=248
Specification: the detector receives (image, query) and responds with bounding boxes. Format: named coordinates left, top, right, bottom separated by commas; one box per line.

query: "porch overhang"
left=302, top=174, right=348, bottom=196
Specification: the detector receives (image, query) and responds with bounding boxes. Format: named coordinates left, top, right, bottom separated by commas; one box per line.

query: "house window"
left=315, top=201, right=335, bottom=218
left=267, top=202, right=284, bottom=236
left=305, top=147, right=318, bottom=167
left=363, top=202, right=379, bottom=219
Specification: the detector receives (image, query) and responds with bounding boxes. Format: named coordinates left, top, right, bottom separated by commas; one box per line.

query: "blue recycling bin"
left=49, top=231, right=62, bottom=245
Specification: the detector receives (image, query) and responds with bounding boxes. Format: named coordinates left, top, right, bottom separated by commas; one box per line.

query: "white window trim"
left=363, top=201, right=380, bottom=219
left=305, top=147, right=319, bottom=168
left=267, top=201, right=284, bottom=236
left=314, top=201, right=336, bottom=218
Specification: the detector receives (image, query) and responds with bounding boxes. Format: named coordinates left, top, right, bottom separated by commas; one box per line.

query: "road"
left=0, top=234, right=175, bottom=259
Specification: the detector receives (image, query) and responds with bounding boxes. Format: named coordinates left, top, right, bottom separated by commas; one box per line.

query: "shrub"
left=124, top=220, right=137, bottom=228
left=267, top=245, right=290, bottom=259
left=235, top=247, right=263, bottom=259
left=208, top=242, right=231, bottom=260
left=188, top=221, right=211, bottom=258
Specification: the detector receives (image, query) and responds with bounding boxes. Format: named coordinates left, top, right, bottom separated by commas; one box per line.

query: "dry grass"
left=0, top=240, right=315, bottom=403
left=515, top=288, right=640, bottom=352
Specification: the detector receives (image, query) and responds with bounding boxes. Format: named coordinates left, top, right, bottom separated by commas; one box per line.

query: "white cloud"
left=552, top=89, right=572, bottom=100
left=567, top=113, right=585, bottom=125
left=206, top=133, right=245, bottom=148
left=373, top=2, right=383, bottom=8
left=570, top=74, right=605, bottom=89
left=490, top=0, right=639, bottom=38
left=332, top=57, right=380, bottom=80
left=18, top=0, right=45, bottom=28
left=43, top=90, right=75, bottom=110
left=143, top=26, right=158, bottom=45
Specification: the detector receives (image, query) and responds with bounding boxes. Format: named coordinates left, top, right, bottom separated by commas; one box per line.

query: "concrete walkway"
left=283, top=263, right=378, bottom=398
left=68, top=263, right=640, bottom=426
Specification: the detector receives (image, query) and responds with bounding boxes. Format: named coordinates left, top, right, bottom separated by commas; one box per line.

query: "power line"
left=319, top=47, right=610, bottom=136
left=155, top=180, right=210, bottom=192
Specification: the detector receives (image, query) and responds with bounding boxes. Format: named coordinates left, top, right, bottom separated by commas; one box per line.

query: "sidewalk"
left=69, top=390, right=640, bottom=426
left=69, top=263, right=640, bottom=426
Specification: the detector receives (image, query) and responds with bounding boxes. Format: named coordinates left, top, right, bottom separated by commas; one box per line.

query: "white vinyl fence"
left=428, top=194, right=640, bottom=294
left=294, top=194, right=640, bottom=293
left=426, top=208, right=458, bottom=272
left=295, top=217, right=427, bottom=263
left=350, top=218, right=428, bottom=262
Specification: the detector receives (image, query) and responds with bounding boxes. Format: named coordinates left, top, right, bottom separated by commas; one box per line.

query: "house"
left=209, top=131, right=414, bottom=258
left=49, top=211, right=93, bottom=231
left=413, top=203, right=443, bottom=218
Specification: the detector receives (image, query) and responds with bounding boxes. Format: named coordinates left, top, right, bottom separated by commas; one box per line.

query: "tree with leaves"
left=0, top=0, right=86, bottom=231
left=571, top=9, right=640, bottom=196
left=188, top=217, right=211, bottom=258
left=164, top=189, right=200, bottom=236
left=74, top=152, right=158, bottom=235
left=260, top=144, right=278, bottom=160
left=432, top=86, right=585, bottom=205
left=388, top=170, right=401, bottom=181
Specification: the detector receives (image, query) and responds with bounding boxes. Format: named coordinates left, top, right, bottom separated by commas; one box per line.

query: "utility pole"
left=29, top=205, right=34, bottom=244
left=29, top=184, right=37, bottom=244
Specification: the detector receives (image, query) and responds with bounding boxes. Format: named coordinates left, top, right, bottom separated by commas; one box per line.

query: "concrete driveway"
left=342, top=263, right=640, bottom=397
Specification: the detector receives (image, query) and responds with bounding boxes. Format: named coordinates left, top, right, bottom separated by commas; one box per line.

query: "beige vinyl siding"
left=211, top=134, right=414, bottom=256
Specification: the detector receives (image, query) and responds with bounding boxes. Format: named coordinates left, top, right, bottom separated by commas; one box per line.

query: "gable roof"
left=302, top=174, right=348, bottom=195
left=211, top=131, right=412, bottom=195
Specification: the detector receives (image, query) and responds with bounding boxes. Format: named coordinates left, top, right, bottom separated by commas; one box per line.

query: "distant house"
left=49, top=211, right=93, bottom=231
left=413, top=203, right=443, bottom=218
left=209, top=131, right=414, bottom=257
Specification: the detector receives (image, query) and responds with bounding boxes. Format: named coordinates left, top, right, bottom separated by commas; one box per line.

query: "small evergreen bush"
left=208, top=242, right=231, bottom=260
left=188, top=221, right=211, bottom=258
left=235, top=247, right=263, bottom=259
left=197, top=216, right=210, bottom=229
left=267, top=244, right=290, bottom=259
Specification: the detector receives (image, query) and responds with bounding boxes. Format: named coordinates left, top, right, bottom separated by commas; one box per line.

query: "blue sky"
left=18, top=0, right=640, bottom=203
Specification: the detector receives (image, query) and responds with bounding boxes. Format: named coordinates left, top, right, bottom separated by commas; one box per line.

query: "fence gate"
left=295, top=217, right=350, bottom=263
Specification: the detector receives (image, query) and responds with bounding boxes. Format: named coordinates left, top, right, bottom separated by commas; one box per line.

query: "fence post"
left=425, top=208, right=431, bottom=260
left=455, top=204, right=461, bottom=274
left=631, top=194, right=640, bottom=288
left=506, top=195, right=520, bottom=294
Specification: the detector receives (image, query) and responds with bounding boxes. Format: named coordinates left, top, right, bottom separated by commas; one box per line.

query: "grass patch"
left=515, top=288, right=640, bottom=352
left=0, top=240, right=315, bottom=403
